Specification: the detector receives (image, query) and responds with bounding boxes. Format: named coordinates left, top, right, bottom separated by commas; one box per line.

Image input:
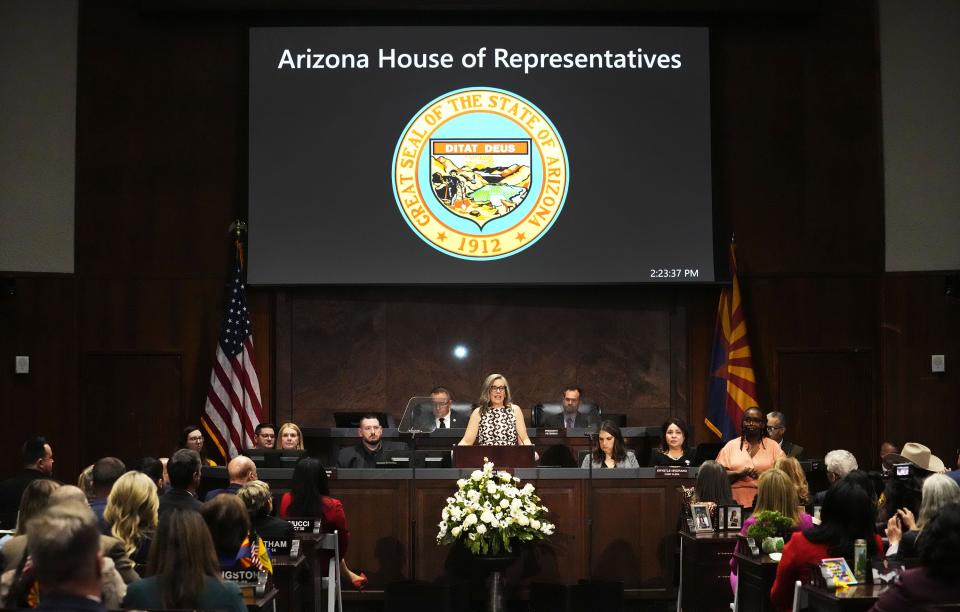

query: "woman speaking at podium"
left=457, top=374, right=534, bottom=447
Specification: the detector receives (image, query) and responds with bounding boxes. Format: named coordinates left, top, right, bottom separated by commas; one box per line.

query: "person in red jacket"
left=770, top=475, right=882, bottom=612
left=278, top=457, right=366, bottom=589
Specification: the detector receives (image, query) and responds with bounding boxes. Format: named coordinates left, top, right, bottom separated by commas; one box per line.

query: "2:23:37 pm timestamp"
left=649, top=268, right=700, bottom=279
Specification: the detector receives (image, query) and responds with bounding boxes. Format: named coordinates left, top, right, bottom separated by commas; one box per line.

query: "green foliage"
left=746, top=510, right=794, bottom=541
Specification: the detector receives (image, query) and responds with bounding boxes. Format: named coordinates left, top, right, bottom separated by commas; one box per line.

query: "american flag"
left=201, top=245, right=264, bottom=460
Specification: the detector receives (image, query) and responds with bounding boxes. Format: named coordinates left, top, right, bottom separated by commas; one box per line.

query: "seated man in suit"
left=414, top=386, right=466, bottom=431
left=543, top=386, right=597, bottom=429
left=204, top=455, right=258, bottom=501
left=158, top=449, right=203, bottom=519
left=766, top=411, right=803, bottom=458
left=337, top=413, right=406, bottom=468
left=253, top=422, right=277, bottom=449
left=0, top=436, right=56, bottom=530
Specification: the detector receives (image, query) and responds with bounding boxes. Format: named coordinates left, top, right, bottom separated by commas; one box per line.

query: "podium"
left=453, top=445, right=536, bottom=468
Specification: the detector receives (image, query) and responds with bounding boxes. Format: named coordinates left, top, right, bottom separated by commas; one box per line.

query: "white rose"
left=457, top=479, right=467, bottom=488
left=464, top=513, right=478, bottom=527
left=531, top=519, right=541, bottom=530
left=517, top=515, right=530, bottom=526
left=499, top=499, right=510, bottom=509
left=452, top=526, right=462, bottom=537
left=511, top=499, right=522, bottom=511
left=499, top=471, right=512, bottom=482
left=476, top=524, right=487, bottom=534
left=541, top=523, right=554, bottom=534
left=480, top=511, right=495, bottom=524
left=471, top=470, right=483, bottom=481
left=490, top=519, right=500, bottom=528
left=486, top=483, right=498, bottom=495
left=522, top=483, right=534, bottom=494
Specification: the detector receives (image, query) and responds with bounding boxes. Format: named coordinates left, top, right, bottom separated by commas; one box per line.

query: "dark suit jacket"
left=253, top=513, right=296, bottom=540
left=414, top=411, right=466, bottom=431
left=37, top=592, right=107, bottom=612
left=158, top=488, right=203, bottom=519
left=780, top=440, right=804, bottom=459
left=0, top=468, right=50, bottom=529
left=542, top=411, right=596, bottom=429
left=337, top=441, right=407, bottom=469
left=1, top=533, right=139, bottom=584
left=204, top=482, right=242, bottom=501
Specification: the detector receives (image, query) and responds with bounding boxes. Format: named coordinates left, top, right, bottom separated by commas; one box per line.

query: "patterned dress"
left=477, top=405, right=519, bottom=446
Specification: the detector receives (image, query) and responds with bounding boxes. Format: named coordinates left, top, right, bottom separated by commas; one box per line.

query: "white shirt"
left=436, top=415, right=450, bottom=429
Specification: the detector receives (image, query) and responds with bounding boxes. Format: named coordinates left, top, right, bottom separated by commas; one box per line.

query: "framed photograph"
left=691, top=503, right=713, bottom=533
left=726, top=505, right=743, bottom=531
left=715, top=505, right=727, bottom=531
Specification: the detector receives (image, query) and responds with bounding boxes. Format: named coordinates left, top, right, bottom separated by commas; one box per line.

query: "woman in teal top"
left=122, top=508, right=246, bottom=612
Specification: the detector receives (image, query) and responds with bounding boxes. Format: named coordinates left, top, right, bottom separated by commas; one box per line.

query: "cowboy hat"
left=882, top=442, right=945, bottom=473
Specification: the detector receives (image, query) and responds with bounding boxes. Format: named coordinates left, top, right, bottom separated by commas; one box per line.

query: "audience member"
left=770, top=479, right=882, bottom=612
left=0, top=437, right=56, bottom=530
left=25, top=502, right=107, bottom=612
left=103, top=471, right=158, bottom=566
left=730, top=469, right=813, bottom=593
left=869, top=503, right=960, bottom=611
left=775, top=456, right=811, bottom=505
left=201, top=494, right=271, bottom=574
left=766, top=411, right=803, bottom=459
left=813, top=449, right=859, bottom=505
left=277, top=422, right=305, bottom=451
left=254, top=422, right=277, bottom=449
left=76, top=465, right=94, bottom=499
left=693, top=460, right=736, bottom=506
left=414, top=387, right=465, bottom=430
left=716, top=407, right=785, bottom=509
left=650, top=417, right=695, bottom=467
left=542, top=386, right=596, bottom=429
left=884, top=473, right=960, bottom=560
left=135, top=457, right=165, bottom=493
left=280, top=458, right=366, bottom=589
left=121, top=509, right=246, bottom=612
left=177, top=425, right=218, bottom=467
left=879, top=441, right=899, bottom=471
left=204, top=456, right=258, bottom=501
left=158, top=449, right=203, bottom=519
left=89, top=458, right=125, bottom=532
left=581, top=421, right=639, bottom=468
left=237, top=480, right=294, bottom=540
left=877, top=442, right=943, bottom=526
left=10, top=479, right=60, bottom=537
left=337, top=414, right=405, bottom=468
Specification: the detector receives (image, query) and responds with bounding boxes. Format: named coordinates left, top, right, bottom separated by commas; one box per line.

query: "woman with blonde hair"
left=277, top=422, right=305, bottom=451
left=775, top=456, right=811, bottom=505
left=458, top=373, right=534, bottom=447
left=103, top=471, right=159, bottom=565
left=730, top=468, right=813, bottom=593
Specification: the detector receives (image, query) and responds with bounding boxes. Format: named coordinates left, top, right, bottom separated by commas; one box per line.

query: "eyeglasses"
left=490, top=385, right=507, bottom=392
left=767, top=425, right=785, bottom=432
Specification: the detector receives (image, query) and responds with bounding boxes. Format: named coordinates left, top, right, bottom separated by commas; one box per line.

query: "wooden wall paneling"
left=329, top=478, right=410, bottom=588
left=777, top=350, right=875, bottom=466
left=670, top=299, right=690, bottom=426
left=274, top=291, right=293, bottom=425
left=79, top=352, right=183, bottom=467
left=413, top=479, right=461, bottom=583
left=525, top=479, right=584, bottom=587
left=881, top=274, right=960, bottom=465
left=0, top=276, right=80, bottom=480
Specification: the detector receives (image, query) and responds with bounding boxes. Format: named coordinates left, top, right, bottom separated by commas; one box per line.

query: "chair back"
left=313, top=529, right=342, bottom=612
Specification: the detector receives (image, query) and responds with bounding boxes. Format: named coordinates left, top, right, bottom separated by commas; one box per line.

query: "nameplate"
left=654, top=466, right=690, bottom=478
left=263, top=538, right=300, bottom=557
left=286, top=518, right=322, bottom=534
left=540, top=428, right=562, bottom=437
left=221, top=569, right=261, bottom=583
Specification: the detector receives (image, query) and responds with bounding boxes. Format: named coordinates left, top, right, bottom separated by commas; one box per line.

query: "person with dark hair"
left=158, top=449, right=202, bottom=519
left=237, top=480, right=294, bottom=540
left=876, top=442, right=943, bottom=527
left=200, top=494, right=271, bottom=574
left=581, top=421, right=639, bottom=468
left=543, top=386, right=597, bottom=429
left=25, top=502, right=106, bottom=612
left=279, top=458, right=366, bottom=589
left=766, top=411, right=803, bottom=459
left=89, top=457, right=126, bottom=532
left=693, top=461, right=736, bottom=505
left=651, top=417, right=695, bottom=467
left=869, top=503, right=960, bottom=611
left=337, top=414, right=406, bottom=468
left=121, top=509, right=245, bottom=612
left=716, top=407, right=786, bottom=509
left=177, top=425, right=217, bottom=467
left=770, top=478, right=883, bottom=612
left=415, top=387, right=465, bottom=430
left=136, top=457, right=165, bottom=493
left=0, top=436, right=56, bottom=530
left=254, top=423, right=276, bottom=449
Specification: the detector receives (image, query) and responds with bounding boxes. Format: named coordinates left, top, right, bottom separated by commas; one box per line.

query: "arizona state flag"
left=705, top=242, right=759, bottom=440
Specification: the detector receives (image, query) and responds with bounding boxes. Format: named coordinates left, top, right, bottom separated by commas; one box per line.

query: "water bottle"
left=854, top=538, right=867, bottom=582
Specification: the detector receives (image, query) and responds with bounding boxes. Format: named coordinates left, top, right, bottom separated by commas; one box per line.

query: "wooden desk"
left=272, top=554, right=307, bottom=612
left=242, top=586, right=279, bottom=612
left=678, top=531, right=739, bottom=612
left=801, top=583, right=890, bottom=612
left=733, top=551, right=777, bottom=612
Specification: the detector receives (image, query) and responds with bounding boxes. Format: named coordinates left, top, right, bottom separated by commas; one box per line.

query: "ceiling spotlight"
left=453, top=345, right=469, bottom=359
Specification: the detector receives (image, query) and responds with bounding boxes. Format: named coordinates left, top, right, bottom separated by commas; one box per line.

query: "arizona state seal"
left=392, top=87, right=569, bottom=260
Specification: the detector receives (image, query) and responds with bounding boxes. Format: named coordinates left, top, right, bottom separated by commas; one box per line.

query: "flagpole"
left=230, top=219, right=248, bottom=453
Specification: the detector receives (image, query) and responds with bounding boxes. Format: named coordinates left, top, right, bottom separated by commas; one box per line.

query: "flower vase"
left=472, top=549, right=519, bottom=612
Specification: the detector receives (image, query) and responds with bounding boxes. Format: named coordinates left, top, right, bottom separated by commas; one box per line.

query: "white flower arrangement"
left=437, top=461, right=555, bottom=555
